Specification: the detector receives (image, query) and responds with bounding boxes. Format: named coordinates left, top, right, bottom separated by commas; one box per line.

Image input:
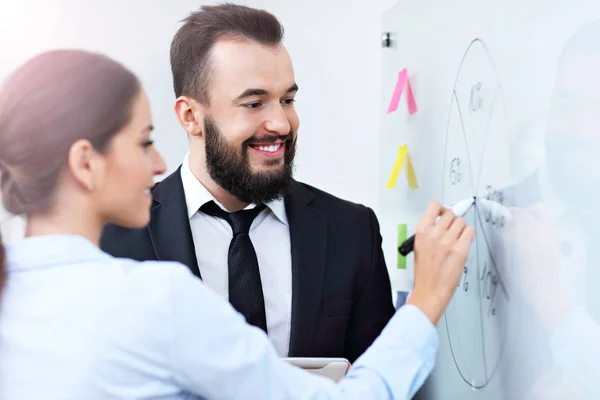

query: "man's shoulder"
left=100, top=167, right=184, bottom=258
left=150, top=166, right=183, bottom=199
left=101, top=222, right=148, bottom=239
left=100, top=222, right=152, bottom=258
left=289, top=181, right=376, bottom=221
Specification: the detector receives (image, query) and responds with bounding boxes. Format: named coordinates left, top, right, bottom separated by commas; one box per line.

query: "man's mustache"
left=243, top=133, right=294, bottom=146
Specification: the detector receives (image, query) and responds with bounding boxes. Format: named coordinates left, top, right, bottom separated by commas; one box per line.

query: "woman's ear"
left=174, top=96, right=205, bottom=138
left=67, top=139, right=102, bottom=192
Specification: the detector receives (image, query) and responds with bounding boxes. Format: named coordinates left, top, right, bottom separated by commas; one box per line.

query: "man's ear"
left=174, top=96, right=205, bottom=137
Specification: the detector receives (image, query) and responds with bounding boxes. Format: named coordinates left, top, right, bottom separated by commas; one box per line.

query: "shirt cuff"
left=387, top=304, right=439, bottom=351
left=350, top=304, right=439, bottom=397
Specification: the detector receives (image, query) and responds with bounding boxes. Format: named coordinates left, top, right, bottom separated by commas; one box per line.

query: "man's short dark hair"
left=170, top=3, right=285, bottom=104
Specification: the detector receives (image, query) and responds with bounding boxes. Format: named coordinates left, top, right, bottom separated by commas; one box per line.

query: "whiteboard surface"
left=380, top=0, right=600, bottom=398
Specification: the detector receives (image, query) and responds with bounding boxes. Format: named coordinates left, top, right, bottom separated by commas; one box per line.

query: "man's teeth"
left=256, top=144, right=281, bottom=152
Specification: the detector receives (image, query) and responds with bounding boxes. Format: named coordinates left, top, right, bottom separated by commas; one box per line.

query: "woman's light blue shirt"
left=0, top=234, right=438, bottom=399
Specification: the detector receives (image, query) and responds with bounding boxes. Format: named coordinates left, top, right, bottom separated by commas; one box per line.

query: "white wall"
left=0, top=0, right=398, bottom=233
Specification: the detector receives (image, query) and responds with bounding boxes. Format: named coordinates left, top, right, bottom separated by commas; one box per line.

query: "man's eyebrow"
left=235, top=88, right=269, bottom=101
left=234, top=83, right=298, bottom=102
left=286, top=83, right=299, bottom=93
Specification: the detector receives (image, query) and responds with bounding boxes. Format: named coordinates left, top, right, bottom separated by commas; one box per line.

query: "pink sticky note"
left=405, top=80, right=417, bottom=115
left=387, top=69, right=408, bottom=113
left=387, top=68, right=417, bottom=115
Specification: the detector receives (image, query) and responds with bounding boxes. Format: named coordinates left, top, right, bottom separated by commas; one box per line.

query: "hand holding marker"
left=398, top=197, right=475, bottom=256
left=398, top=196, right=513, bottom=256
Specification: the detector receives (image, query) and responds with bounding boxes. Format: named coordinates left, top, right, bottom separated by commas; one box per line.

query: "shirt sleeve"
left=167, top=263, right=439, bottom=400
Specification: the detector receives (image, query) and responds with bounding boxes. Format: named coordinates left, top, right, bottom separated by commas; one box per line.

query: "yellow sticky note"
left=386, top=145, right=408, bottom=189
left=386, top=145, right=419, bottom=189
left=406, top=153, right=419, bottom=189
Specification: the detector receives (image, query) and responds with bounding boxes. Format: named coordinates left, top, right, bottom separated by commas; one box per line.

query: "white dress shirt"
left=0, top=234, right=438, bottom=399
left=181, top=154, right=292, bottom=357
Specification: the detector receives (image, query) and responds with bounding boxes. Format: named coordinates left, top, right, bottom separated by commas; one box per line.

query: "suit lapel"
left=147, top=167, right=201, bottom=279
left=286, top=181, right=328, bottom=356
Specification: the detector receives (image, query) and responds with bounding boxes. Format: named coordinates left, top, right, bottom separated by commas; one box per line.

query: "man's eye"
left=245, top=102, right=262, bottom=109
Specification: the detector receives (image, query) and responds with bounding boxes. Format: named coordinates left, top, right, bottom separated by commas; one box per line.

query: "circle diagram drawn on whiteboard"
left=441, top=38, right=511, bottom=389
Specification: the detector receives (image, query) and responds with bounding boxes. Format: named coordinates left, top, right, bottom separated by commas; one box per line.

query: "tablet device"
left=283, top=357, right=351, bottom=382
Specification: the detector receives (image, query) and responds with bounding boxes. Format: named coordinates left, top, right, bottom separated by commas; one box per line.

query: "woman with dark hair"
left=0, top=49, right=474, bottom=399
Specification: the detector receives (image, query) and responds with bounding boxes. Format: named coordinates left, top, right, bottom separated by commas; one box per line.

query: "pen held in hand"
left=398, top=197, right=476, bottom=256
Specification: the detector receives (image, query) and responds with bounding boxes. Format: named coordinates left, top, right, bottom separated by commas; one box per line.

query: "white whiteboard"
left=380, top=0, right=600, bottom=398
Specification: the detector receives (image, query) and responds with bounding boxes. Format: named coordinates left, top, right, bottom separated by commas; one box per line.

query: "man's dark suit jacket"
left=100, top=167, right=395, bottom=363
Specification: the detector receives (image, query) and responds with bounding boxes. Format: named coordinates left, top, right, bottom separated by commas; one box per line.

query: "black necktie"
left=200, top=201, right=268, bottom=333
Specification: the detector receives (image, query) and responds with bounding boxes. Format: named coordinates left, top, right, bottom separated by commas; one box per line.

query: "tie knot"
left=200, top=201, right=266, bottom=235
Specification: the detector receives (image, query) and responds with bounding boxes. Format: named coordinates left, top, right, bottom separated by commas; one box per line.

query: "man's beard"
left=204, top=116, right=296, bottom=204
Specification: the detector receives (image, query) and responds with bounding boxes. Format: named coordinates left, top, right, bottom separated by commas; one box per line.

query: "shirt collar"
left=6, top=234, right=110, bottom=271
left=180, top=152, right=288, bottom=226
